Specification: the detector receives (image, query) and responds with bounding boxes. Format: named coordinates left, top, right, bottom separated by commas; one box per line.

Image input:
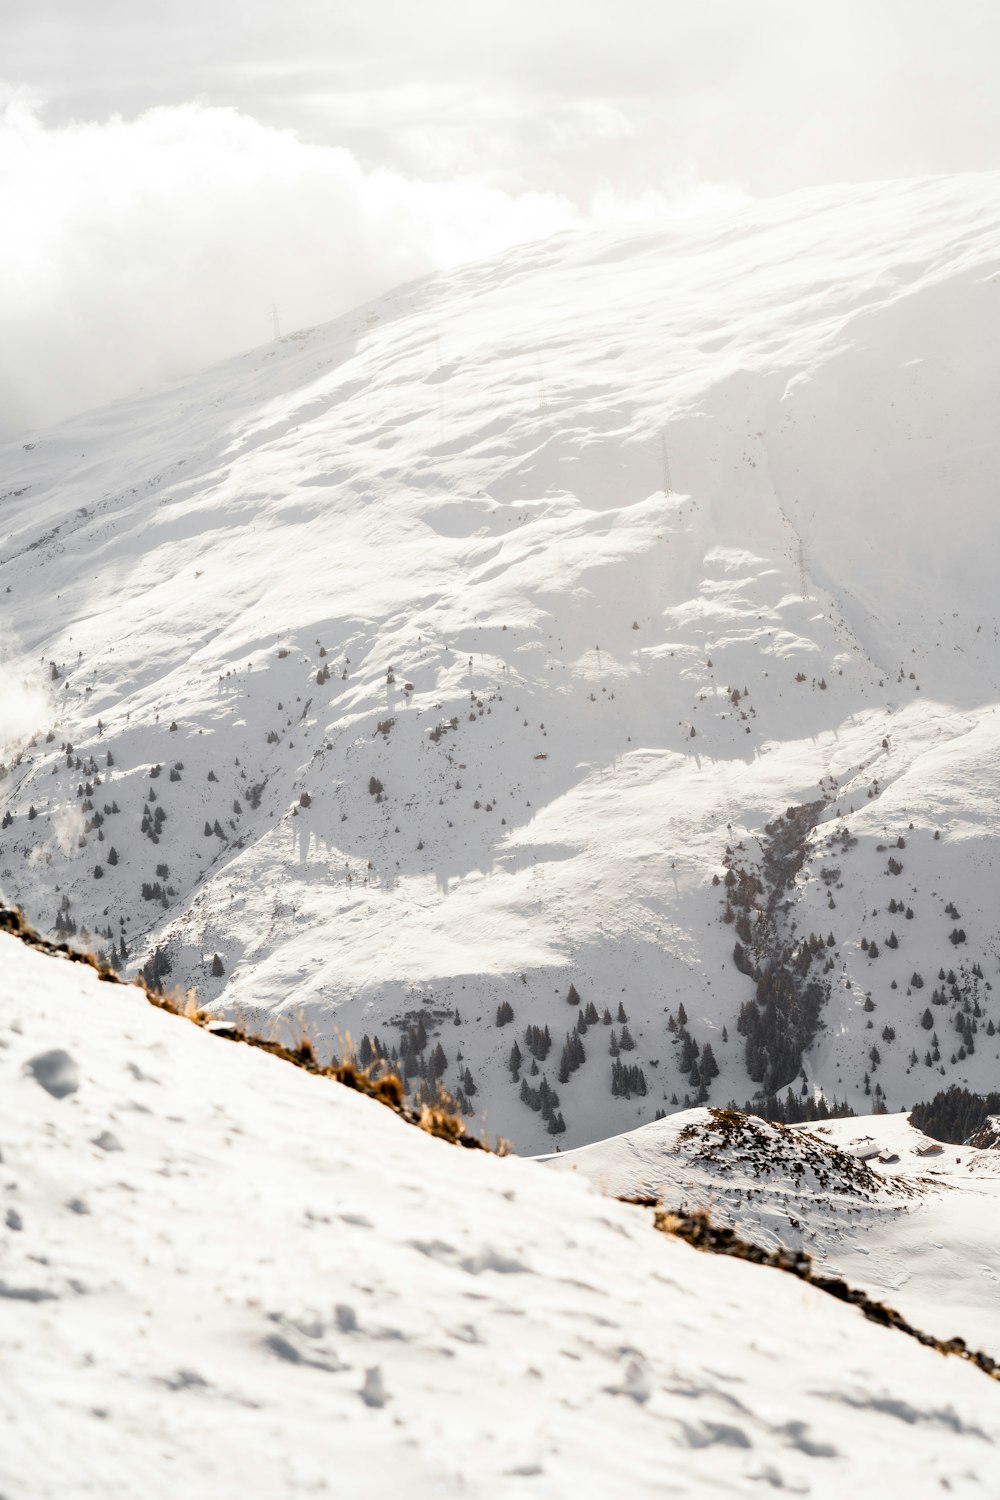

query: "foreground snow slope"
left=3, top=172, right=1000, bottom=1148
left=549, top=1106, right=1000, bottom=1353
left=2, top=933, right=1000, bottom=1500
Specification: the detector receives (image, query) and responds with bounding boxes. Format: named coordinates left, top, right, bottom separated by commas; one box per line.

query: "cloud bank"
left=0, top=99, right=582, bottom=438
left=0, top=98, right=721, bottom=440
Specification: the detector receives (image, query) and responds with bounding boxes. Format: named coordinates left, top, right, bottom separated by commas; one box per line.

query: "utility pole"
left=271, top=302, right=281, bottom=342
left=797, top=537, right=809, bottom=600
left=536, top=353, right=549, bottom=412
left=660, top=430, right=673, bottom=495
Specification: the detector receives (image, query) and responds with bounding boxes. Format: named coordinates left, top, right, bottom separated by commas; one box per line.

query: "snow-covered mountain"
left=548, top=1105, right=1000, bottom=1355
left=4, top=930, right=1000, bottom=1500
left=3, top=172, right=1000, bottom=1150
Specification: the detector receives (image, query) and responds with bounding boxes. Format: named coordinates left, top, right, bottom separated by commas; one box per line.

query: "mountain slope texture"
left=3, top=172, right=1000, bottom=1150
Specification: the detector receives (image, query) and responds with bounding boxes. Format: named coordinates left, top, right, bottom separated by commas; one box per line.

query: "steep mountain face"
left=2, top=172, right=1000, bottom=1150
left=4, top=931, right=1000, bottom=1499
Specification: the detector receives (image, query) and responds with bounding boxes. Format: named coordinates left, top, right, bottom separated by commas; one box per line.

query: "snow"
left=2, top=172, right=1000, bottom=1149
left=548, top=1106, right=1000, bottom=1354
left=3, top=932, right=1000, bottom=1498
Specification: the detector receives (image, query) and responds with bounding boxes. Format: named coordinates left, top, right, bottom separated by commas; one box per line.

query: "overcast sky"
left=2, top=0, right=999, bottom=437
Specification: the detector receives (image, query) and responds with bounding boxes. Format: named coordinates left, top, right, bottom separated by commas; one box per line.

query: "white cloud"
left=0, top=97, right=746, bottom=439
left=0, top=97, right=584, bottom=438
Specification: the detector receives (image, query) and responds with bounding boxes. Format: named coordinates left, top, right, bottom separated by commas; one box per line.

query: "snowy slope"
left=3, top=932, right=1000, bottom=1500
left=548, top=1106, right=1000, bottom=1353
left=3, top=172, right=1000, bottom=1149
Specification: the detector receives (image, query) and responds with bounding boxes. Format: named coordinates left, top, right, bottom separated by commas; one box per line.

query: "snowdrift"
left=2, top=932, right=999, bottom=1498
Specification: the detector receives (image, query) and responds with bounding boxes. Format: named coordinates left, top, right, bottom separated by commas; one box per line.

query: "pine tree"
left=679, top=1033, right=698, bottom=1073
left=211, top=953, right=225, bottom=977
left=566, top=983, right=581, bottom=1006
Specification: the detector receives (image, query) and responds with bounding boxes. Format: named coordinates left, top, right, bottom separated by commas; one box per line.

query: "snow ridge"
left=3, top=931, right=1000, bottom=1498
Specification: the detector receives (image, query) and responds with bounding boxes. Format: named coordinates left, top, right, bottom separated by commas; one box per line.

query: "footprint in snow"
left=163, top=1368, right=209, bottom=1392
left=126, top=1061, right=160, bottom=1085
left=460, top=1247, right=529, bottom=1276
left=605, top=1356, right=652, bottom=1404
left=680, top=1419, right=752, bottom=1450
left=26, top=1048, right=79, bottom=1099
left=91, top=1130, right=123, bottom=1152
left=335, top=1303, right=358, bottom=1333
left=360, top=1367, right=388, bottom=1408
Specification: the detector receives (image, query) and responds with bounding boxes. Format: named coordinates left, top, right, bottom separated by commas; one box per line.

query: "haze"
left=2, top=0, right=998, bottom=438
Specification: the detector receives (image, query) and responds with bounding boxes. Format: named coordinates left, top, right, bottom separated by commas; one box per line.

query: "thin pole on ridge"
left=536, top=354, right=549, bottom=411
left=661, top=430, right=673, bottom=495
left=271, top=301, right=282, bottom=342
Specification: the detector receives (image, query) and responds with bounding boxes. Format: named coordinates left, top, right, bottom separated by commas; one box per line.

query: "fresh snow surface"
left=548, top=1107, right=1000, bottom=1352
left=3, top=933, right=1000, bottom=1500
left=3, top=173, right=1000, bottom=1148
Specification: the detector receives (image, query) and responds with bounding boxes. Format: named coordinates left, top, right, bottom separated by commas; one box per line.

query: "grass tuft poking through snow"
left=0, top=906, right=484, bottom=1151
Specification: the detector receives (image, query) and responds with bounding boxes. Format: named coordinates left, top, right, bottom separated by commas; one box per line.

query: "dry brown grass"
left=0, top=906, right=490, bottom=1152
left=650, top=1202, right=1000, bottom=1382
